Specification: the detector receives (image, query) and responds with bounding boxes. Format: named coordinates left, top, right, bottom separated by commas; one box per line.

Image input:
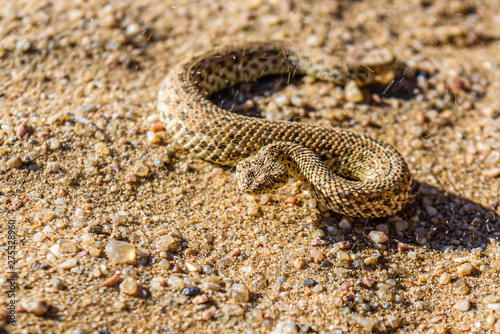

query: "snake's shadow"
left=314, top=181, right=499, bottom=251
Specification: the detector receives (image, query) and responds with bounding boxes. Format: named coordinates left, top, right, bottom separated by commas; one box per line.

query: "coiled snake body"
left=158, top=42, right=411, bottom=218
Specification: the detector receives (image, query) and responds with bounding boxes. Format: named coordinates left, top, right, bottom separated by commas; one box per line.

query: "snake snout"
left=236, top=155, right=289, bottom=195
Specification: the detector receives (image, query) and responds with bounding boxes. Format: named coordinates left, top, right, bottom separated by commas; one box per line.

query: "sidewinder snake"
left=157, top=41, right=412, bottom=218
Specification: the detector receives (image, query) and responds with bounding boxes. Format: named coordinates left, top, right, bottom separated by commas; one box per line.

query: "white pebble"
left=105, top=241, right=136, bottom=263
left=345, top=81, right=363, bottom=102
left=367, top=231, right=388, bottom=243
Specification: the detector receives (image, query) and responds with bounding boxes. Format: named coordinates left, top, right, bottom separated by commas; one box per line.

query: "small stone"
left=303, top=277, right=317, bottom=287
left=310, top=249, right=324, bottom=263
left=202, top=282, right=221, bottom=291
left=59, top=258, right=78, bottom=269
left=95, top=142, right=110, bottom=156
left=367, top=231, right=388, bottom=243
left=156, top=235, right=176, bottom=251
left=22, top=299, right=49, bottom=316
left=311, top=239, right=327, bottom=246
left=483, top=167, right=500, bottom=178
left=455, top=299, right=471, bottom=312
left=439, top=272, right=451, bottom=285
left=457, top=263, right=473, bottom=276
left=231, top=283, right=250, bottom=302
left=397, top=243, right=409, bottom=252
left=47, top=162, right=62, bottom=173
left=151, top=123, right=164, bottom=132
left=78, top=104, right=97, bottom=113
left=447, top=77, right=466, bottom=92
left=395, top=220, right=409, bottom=232
left=357, top=316, right=375, bottom=330
left=425, top=206, right=438, bottom=216
left=167, top=276, right=185, bottom=290
left=50, top=138, right=61, bottom=150
left=270, top=321, right=299, bottom=334
left=362, top=278, right=376, bottom=288
left=17, top=121, right=33, bottom=139
left=339, top=219, right=352, bottom=229
left=182, top=286, right=201, bottom=297
left=150, top=277, right=167, bottom=291
left=294, top=258, right=306, bottom=269
left=7, top=157, right=23, bottom=169
left=52, top=278, right=66, bottom=290
left=222, top=304, right=244, bottom=317
left=125, top=23, right=141, bottom=36
left=105, top=241, right=136, bottom=263
left=120, top=277, right=138, bottom=295
left=186, top=262, right=200, bottom=272
left=133, top=165, right=149, bottom=177
left=147, top=131, right=161, bottom=144
left=192, top=294, right=209, bottom=304
left=16, top=40, right=31, bottom=52
left=100, top=273, right=119, bottom=287
left=172, top=187, right=183, bottom=195
left=492, top=259, right=500, bottom=270
left=345, top=81, right=363, bottom=102
left=364, top=256, right=378, bottom=266
left=125, top=173, right=137, bottom=183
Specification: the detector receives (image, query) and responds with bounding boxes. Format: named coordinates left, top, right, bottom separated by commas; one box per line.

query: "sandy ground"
left=1, top=0, right=500, bottom=333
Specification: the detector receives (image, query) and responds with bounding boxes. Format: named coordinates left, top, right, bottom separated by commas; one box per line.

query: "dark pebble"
left=303, top=277, right=317, bottom=287
left=181, top=287, right=200, bottom=297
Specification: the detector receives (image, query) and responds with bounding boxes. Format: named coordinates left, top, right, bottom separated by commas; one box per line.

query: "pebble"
left=270, top=321, right=299, bottom=334
left=47, top=162, right=62, bottom=173
left=59, top=258, right=78, bottom=269
left=156, top=235, right=176, bottom=251
left=50, top=138, right=61, bottom=150
left=345, top=81, right=363, bottom=102
left=21, top=298, right=49, bottom=316
left=364, top=256, right=378, bottom=266
left=182, top=286, right=200, bottom=296
left=294, top=258, right=306, bottom=269
left=17, top=121, right=32, bottom=139
left=167, top=276, right=185, bottom=290
left=339, top=219, right=352, bottom=229
left=303, top=277, right=317, bottom=287
left=7, top=157, right=23, bottom=169
left=125, top=23, right=141, bottom=36
left=367, top=231, right=388, bottom=243
left=147, top=131, right=161, bottom=144
left=231, top=283, right=250, bottom=302
left=120, top=277, right=139, bottom=295
left=310, top=249, right=324, bottom=263
left=52, top=278, right=66, bottom=290
left=439, top=272, right=451, bottom=285
left=202, top=282, right=221, bottom=291
left=483, top=167, right=500, bottom=178
left=221, top=304, right=244, bottom=317
left=455, top=299, right=471, bottom=312
left=457, top=263, right=473, bottom=276
left=192, top=294, right=209, bottom=304
left=104, top=241, right=136, bottom=263
left=186, top=262, right=201, bottom=272
left=15, top=40, right=31, bottom=52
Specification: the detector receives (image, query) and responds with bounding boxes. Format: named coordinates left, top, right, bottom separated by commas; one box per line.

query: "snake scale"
left=158, top=41, right=412, bottom=218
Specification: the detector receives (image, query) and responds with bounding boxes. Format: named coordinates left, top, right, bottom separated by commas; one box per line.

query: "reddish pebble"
left=172, top=265, right=182, bottom=273
left=361, top=278, right=376, bottom=288
left=286, top=197, right=297, bottom=204
left=335, top=241, right=351, bottom=250
left=101, top=274, right=120, bottom=287
left=397, top=243, right=410, bottom=253
left=339, top=283, right=351, bottom=291
left=259, top=261, right=267, bottom=267
left=17, top=121, right=33, bottom=140
left=76, top=250, right=89, bottom=258
left=54, top=68, right=67, bottom=79
left=372, top=94, right=383, bottom=104
left=311, top=239, right=327, bottom=246
left=151, top=123, right=165, bottom=132
left=125, top=173, right=137, bottom=183
left=447, top=77, right=466, bottom=92
left=231, top=249, right=241, bottom=257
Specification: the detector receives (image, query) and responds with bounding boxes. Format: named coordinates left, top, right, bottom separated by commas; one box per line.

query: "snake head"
left=236, top=152, right=289, bottom=195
